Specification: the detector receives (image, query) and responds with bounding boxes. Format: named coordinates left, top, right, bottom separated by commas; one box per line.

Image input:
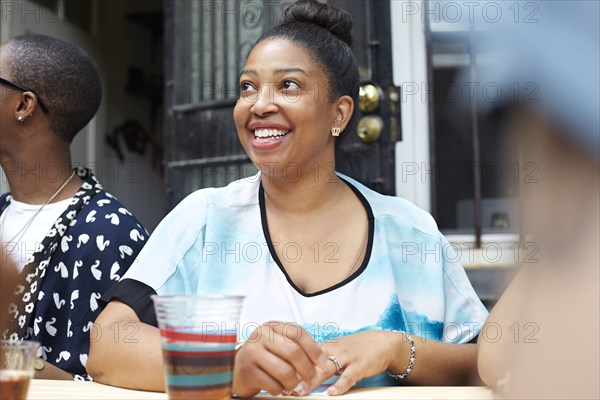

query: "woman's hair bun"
left=282, top=0, right=354, bottom=46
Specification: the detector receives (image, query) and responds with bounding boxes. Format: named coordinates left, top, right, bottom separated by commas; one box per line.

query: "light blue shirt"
left=122, top=173, right=488, bottom=386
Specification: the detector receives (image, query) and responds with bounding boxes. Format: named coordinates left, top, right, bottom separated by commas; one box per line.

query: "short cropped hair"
left=4, top=34, right=102, bottom=143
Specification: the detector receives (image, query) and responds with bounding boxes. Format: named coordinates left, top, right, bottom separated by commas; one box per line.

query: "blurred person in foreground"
left=0, top=34, right=147, bottom=380
left=477, top=1, right=599, bottom=399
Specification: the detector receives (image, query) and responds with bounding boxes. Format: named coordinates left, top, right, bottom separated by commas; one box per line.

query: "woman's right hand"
left=232, top=321, right=327, bottom=397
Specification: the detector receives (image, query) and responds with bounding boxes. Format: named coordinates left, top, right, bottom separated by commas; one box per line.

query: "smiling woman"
left=234, top=37, right=353, bottom=175
left=88, top=1, right=488, bottom=397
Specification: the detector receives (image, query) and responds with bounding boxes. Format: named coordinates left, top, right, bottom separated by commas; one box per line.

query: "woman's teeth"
left=254, top=128, right=290, bottom=138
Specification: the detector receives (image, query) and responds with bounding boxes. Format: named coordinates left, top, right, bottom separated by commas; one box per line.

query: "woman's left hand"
left=311, top=330, right=406, bottom=396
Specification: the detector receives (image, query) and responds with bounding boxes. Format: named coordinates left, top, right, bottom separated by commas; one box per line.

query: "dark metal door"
left=164, top=0, right=399, bottom=207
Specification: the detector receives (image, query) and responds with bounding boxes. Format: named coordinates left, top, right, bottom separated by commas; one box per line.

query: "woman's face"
left=234, top=38, right=351, bottom=178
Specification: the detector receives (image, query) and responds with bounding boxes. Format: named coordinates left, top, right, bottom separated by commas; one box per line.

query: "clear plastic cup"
left=152, top=295, right=245, bottom=400
left=0, top=340, right=40, bottom=400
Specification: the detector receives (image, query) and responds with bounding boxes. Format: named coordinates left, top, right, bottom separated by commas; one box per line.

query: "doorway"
left=163, top=0, right=399, bottom=207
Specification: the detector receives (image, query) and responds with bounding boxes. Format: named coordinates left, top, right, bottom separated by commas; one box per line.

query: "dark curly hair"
left=3, top=34, right=102, bottom=144
left=253, top=0, right=359, bottom=132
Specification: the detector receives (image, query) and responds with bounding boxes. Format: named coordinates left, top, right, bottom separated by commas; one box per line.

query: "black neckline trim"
left=259, top=176, right=375, bottom=298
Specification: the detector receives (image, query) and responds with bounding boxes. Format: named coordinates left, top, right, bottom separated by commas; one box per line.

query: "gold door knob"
left=358, top=84, right=381, bottom=113
left=357, top=116, right=383, bottom=143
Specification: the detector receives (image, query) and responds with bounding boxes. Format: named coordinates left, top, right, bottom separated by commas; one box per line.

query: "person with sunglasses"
left=0, top=34, right=147, bottom=380
left=0, top=78, right=49, bottom=114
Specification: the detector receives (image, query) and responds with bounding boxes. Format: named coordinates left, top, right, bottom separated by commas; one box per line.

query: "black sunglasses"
left=0, top=77, right=49, bottom=113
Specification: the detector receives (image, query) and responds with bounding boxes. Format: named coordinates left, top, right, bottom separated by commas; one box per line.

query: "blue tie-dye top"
left=120, top=173, right=488, bottom=386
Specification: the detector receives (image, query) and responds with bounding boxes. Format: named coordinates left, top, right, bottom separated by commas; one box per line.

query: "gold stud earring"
left=17, top=115, right=24, bottom=122
left=331, top=127, right=341, bottom=137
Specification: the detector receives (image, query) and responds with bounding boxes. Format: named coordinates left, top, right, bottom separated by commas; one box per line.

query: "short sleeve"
left=99, top=189, right=210, bottom=322
left=440, top=236, right=489, bottom=343
left=101, top=279, right=158, bottom=326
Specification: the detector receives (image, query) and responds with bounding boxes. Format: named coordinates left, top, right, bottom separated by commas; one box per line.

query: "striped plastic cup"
left=152, top=295, right=245, bottom=400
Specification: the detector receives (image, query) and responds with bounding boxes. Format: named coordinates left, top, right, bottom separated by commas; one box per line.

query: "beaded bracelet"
left=386, top=330, right=416, bottom=380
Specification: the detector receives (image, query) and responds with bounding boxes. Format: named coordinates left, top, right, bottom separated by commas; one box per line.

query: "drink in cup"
left=0, top=341, right=39, bottom=400
left=153, top=295, right=244, bottom=400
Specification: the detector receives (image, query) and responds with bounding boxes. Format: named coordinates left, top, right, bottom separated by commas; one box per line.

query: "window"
left=425, top=1, right=522, bottom=247
left=175, top=0, right=279, bottom=104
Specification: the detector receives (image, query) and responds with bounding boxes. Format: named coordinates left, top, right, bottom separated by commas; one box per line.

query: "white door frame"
left=391, top=0, right=432, bottom=213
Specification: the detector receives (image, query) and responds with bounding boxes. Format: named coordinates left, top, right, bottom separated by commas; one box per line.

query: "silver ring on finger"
left=328, top=355, right=343, bottom=375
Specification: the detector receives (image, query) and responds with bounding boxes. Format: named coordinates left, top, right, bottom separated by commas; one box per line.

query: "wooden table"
left=28, top=380, right=494, bottom=399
